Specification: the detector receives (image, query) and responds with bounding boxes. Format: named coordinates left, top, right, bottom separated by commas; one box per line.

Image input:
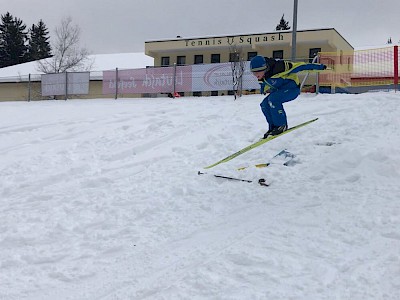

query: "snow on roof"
left=91, top=52, right=153, bottom=71
left=0, top=52, right=154, bottom=78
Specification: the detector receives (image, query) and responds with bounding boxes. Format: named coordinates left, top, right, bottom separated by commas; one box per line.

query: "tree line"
left=0, top=12, right=52, bottom=68
left=0, top=11, right=290, bottom=72
left=0, top=12, right=91, bottom=74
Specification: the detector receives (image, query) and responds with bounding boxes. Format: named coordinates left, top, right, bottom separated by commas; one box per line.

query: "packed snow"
left=0, top=92, right=399, bottom=300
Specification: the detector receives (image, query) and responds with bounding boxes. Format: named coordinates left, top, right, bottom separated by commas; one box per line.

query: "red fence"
left=319, top=45, right=399, bottom=91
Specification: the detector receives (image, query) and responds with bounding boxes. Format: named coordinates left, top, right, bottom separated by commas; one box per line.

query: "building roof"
left=146, top=27, right=353, bottom=48
left=0, top=52, right=154, bottom=79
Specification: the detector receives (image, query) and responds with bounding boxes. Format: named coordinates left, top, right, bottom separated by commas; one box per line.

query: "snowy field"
left=0, top=92, right=399, bottom=300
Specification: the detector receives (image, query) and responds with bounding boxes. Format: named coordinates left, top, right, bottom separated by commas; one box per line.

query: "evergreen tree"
left=27, top=19, right=52, bottom=61
left=0, top=12, right=28, bottom=68
left=276, top=14, right=291, bottom=31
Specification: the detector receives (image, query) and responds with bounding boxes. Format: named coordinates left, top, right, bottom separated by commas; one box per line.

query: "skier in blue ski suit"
left=250, top=55, right=326, bottom=138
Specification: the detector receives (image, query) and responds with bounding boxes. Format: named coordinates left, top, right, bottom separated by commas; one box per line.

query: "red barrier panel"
left=394, top=46, right=398, bottom=91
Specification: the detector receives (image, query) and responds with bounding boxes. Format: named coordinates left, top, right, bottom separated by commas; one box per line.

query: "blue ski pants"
left=260, top=86, right=300, bottom=128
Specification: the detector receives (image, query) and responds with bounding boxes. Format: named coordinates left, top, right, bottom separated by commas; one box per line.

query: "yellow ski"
left=204, top=118, right=318, bottom=169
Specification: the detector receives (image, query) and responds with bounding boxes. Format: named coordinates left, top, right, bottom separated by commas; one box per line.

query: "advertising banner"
left=41, top=72, right=89, bottom=96
left=102, top=63, right=259, bottom=94
left=102, top=66, right=193, bottom=94
left=191, top=62, right=259, bottom=91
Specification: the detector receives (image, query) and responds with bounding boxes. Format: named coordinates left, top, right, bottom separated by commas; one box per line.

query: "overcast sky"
left=1, top=0, right=399, bottom=54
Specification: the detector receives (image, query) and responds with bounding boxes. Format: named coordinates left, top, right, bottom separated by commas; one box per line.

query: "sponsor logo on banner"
left=192, top=62, right=259, bottom=91
left=102, top=66, right=193, bottom=94
left=102, top=62, right=260, bottom=94
left=204, top=64, right=233, bottom=89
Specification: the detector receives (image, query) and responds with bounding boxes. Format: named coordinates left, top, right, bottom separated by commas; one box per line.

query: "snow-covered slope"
left=0, top=92, right=399, bottom=299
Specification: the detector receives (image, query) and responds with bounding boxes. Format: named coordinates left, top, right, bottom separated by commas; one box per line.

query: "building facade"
left=145, top=28, right=353, bottom=95
left=145, top=28, right=353, bottom=66
left=0, top=28, right=355, bottom=101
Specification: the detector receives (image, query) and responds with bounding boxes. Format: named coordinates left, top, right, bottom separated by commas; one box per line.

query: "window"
left=194, top=55, right=203, bottom=64
left=229, top=52, right=240, bottom=62
left=273, top=50, right=284, bottom=59
left=211, top=54, right=220, bottom=63
left=247, top=52, right=257, bottom=61
left=193, top=55, right=203, bottom=96
left=161, top=56, right=170, bottom=66
left=177, top=56, right=186, bottom=66
left=309, top=48, right=321, bottom=62
left=210, top=55, right=220, bottom=96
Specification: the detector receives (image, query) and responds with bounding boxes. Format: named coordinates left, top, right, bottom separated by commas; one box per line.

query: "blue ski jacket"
left=258, top=59, right=326, bottom=94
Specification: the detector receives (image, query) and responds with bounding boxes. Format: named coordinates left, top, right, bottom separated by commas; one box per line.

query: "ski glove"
left=259, top=79, right=272, bottom=94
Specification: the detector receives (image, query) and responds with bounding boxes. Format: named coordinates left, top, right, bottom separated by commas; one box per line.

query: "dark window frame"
left=161, top=56, right=170, bottom=66
left=229, top=52, right=240, bottom=62
left=194, top=55, right=203, bottom=64
left=177, top=55, right=186, bottom=66
left=309, top=48, right=321, bottom=62
left=272, top=50, right=284, bottom=59
left=211, top=53, right=220, bottom=63
left=247, top=52, right=258, bottom=61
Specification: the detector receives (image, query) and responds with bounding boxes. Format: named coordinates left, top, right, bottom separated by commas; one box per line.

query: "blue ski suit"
left=258, top=59, right=326, bottom=129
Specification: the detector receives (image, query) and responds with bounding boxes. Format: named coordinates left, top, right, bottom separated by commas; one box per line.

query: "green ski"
left=204, top=118, right=318, bottom=169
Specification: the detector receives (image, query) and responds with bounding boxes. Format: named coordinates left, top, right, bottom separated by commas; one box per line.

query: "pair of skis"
left=198, top=149, right=295, bottom=186
left=198, top=118, right=318, bottom=186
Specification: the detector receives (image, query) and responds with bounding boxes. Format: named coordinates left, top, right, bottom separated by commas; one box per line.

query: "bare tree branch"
left=36, top=17, right=93, bottom=73
left=230, top=45, right=245, bottom=100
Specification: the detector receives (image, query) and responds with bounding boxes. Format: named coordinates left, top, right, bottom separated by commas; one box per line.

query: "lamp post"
left=291, top=0, right=298, bottom=61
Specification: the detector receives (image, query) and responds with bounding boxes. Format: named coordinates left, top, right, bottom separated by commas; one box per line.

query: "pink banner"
left=103, top=66, right=193, bottom=94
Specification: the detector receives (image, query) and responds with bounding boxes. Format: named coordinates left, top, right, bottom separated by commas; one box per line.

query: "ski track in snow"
left=0, top=94, right=399, bottom=300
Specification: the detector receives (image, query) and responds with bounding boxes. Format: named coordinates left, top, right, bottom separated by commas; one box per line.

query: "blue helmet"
left=250, top=55, right=268, bottom=72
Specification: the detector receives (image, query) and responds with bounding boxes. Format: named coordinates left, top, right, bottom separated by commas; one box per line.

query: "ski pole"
left=198, top=171, right=252, bottom=182
left=198, top=171, right=269, bottom=186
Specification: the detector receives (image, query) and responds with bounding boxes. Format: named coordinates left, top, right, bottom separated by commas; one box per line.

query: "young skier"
left=250, top=55, right=326, bottom=138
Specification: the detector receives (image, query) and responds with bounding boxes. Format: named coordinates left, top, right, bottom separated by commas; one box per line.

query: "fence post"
left=28, top=73, right=31, bottom=101
left=316, top=55, right=320, bottom=94
left=394, top=45, right=398, bottom=92
left=65, top=71, right=68, bottom=100
left=115, top=68, right=119, bottom=99
left=173, top=63, right=177, bottom=98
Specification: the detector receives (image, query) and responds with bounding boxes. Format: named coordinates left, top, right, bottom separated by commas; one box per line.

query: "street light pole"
left=291, top=0, right=298, bottom=61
